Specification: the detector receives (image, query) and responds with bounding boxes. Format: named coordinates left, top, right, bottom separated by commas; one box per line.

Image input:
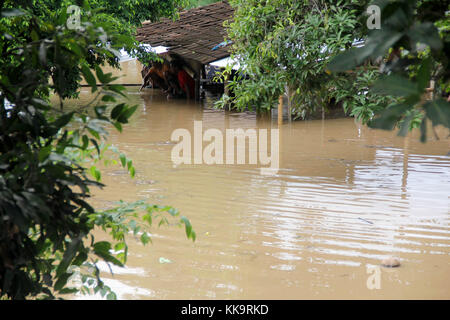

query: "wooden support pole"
left=286, top=86, right=292, bottom=122
left=277, top=97, right=283, bottom=170
left=224, top=72, right=230, bottom=111
left=195, top=74, right=200, bottom=101
left=278, top=95, right=283, bottom=127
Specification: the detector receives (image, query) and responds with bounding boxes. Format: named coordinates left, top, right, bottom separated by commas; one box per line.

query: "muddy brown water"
left=67, top=60, right=449, bottom=299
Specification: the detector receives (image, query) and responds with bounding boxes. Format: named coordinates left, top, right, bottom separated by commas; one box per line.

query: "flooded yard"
left=71, top=61, right=449, bottom=300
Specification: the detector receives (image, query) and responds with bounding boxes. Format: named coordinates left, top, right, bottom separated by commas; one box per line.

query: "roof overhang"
left=136, top=1, right=233, bottom=65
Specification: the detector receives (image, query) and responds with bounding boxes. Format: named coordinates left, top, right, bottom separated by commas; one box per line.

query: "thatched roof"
left=136, top=1, right=233, bottom=65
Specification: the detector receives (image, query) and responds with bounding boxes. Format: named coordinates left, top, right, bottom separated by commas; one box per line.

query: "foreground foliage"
left=0, top=1, right=195, bottom=300
left=328, top=0, right=449, bottom=141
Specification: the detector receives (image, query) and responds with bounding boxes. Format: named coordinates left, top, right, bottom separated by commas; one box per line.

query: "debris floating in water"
left=358, top=217, right=374, bottom=225
left=381, top=257, right=401, bottom=268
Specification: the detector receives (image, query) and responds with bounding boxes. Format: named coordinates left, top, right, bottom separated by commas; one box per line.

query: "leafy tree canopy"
left=1, top=0, right=187, bottom=99
left=329, top=0, right=449, bottom=141
left=217, top=0, right=449, bottom=140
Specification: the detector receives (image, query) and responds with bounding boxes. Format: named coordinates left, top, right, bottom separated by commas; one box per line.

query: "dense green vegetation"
left=0, top=0, right=188, bottom=99
left=217, top=0, right=449, bottom=139
left=329, top=0, right=449, bottom=141
left=216, top=0, right=370, bottom=117
left=0, top=0, right=195, bottom=300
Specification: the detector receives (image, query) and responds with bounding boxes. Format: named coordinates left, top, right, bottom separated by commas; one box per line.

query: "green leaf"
left=372, top=75, right=418, bottom=97
left=416, top=58, right=431, bottom=92
left=81, top=65, right=97, bottom=92
left=52, top=112, right=75, bottom=128
left=56, top=237, right=82, bottom=277
left=106, top=292, right=117, bottom=300
left=90, top=166, right=101, bottom=181
left=167, top=207, right=179, bottom=217
left=90, top=138, right=101, bottom=155
left=58, top=287, right=79, bottom=295
left=424, top=99, right=450, bottom=128
left=72, top=251, right=88, bottom=266
left=54, top=272, right=73, bottom=291
left=38, top=145, right=52, bottom=162
left=140, top=232, right=150, bottom=245
left=111, top=103, right=125, bottom=120
left=93, top=241, right=111, bottom=254
left=119, top=153, right=126, bottom=167
left=100, top=254, right=124, bottom=268
left=408, top=22, right=443, bottom=51
left=87, top=128, right=100, bottom=140
left=128, top=219, right=137, bottom=231
left=328, top=47, right=364, bottom=72
left=106, top=84, right=127, bottom=97
left=180, top=216, right=194, bottom=241
left=143, top=213, right=152, bottom=225
left=397, top=113, right=414, bottom=137
left=114, top=242, right=125, bottom=251
left=94, top=106, right=107, bottom=119
left=129, top=166, right=135, bottom=178
left=95, top=65, right=108, bottom=84
left=87, top=120, right=108, bottom=136
left=101, top=95, right=116, bottom=103
left=113, top=121, right=122, bottom=132
left=82, top=135, right=89, bottom=150
left=365, top=30, right=404, bottom=59
left=369, top=104, right=410, bottom=130
left=93, top=241, right=124, bottom=267
left=122, top=105, right=138, bottom=120
left=116, top=106, right=137, bottom=124
left=328, top=31, right=403, bottom=72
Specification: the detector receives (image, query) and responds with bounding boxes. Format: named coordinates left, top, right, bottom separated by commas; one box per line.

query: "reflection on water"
left=69, top=65, right=449, bottom=300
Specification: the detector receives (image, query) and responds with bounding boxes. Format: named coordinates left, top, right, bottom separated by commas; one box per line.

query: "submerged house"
left=136, top=1, right=234, bottom=100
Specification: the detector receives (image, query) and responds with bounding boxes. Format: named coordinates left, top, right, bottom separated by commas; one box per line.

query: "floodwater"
left=71, top=60, right=449, bottom=299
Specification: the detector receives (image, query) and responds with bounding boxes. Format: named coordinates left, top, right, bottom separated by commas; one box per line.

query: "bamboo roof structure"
left=136, top=1, right=233, bottom=65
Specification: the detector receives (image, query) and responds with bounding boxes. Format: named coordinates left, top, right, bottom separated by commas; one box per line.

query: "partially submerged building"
left=136, top=1, right=234, bottom=100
